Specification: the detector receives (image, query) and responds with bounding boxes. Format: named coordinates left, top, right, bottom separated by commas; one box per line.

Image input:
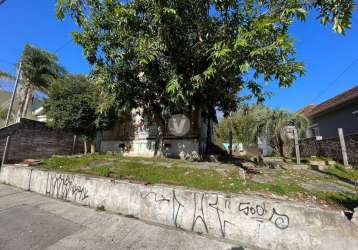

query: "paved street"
left=0, top=184, right=249, bottom=250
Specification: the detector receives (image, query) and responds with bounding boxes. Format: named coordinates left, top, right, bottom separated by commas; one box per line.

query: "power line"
left=54, top=39, right=73, bottom=53
left=0, top=38, right=74, bottom=70
left=311, top=58, right=358, bottom=103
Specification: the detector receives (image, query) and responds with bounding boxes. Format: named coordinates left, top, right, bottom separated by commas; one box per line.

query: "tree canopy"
left=56, top=0, right=354, bottom=122
left=20, top=44, right=65, bottom=93
left=45, top=74, right=99, bottom=140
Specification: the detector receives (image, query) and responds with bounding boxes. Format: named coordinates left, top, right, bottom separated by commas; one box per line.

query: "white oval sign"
left=168, top=114, right=190, bottom=137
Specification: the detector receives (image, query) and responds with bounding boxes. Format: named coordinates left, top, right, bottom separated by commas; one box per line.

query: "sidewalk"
left=0, top=184, right=250, bottom=250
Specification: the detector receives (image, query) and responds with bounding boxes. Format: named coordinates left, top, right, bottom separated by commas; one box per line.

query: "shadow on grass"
left=325, top=192, right=358, bottom=211
left=312, top=168, right=358, bottom=186
left=215, top=155, right=264, bottom=174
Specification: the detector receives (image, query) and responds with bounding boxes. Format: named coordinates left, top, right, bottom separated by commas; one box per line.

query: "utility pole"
left=5, top=62, right=22, bottom=127
left=338, top=128, right=349, bottom=167
left=293, top=127, right=300, bottom=164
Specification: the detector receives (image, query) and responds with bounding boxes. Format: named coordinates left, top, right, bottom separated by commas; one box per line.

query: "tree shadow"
left=325, top=192, right=358, bottom=211
left=216, top=155, right=263, bottom=174
left=311, top=168, right=357, bottom=186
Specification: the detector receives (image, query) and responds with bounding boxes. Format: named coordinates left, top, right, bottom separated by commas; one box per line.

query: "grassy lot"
left=41, top=154, right=358, bottom=210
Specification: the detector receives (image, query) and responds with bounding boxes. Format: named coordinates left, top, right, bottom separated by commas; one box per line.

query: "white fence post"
left=338, top=128, right=349, bottom=167
left=1, top=136, right=10, bottom=168
left=293, top=128, right=300, bottom=164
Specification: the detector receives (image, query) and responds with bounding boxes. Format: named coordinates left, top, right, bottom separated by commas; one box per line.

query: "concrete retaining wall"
left=1, top=164, right=357, bottom=250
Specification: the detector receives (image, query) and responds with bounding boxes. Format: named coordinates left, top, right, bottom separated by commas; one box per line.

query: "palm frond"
left=0, top=70, right=15, bottom=81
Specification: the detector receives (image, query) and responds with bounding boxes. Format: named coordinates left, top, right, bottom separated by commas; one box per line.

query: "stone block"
left=308, top=160, right=326, bottom=166
left=326, top=160, right=336, bottom=166
left=311, top=164, right=328, bottom=171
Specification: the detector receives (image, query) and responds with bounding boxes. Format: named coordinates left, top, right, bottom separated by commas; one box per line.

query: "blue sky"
left=0, top=0, right=357, bottom=111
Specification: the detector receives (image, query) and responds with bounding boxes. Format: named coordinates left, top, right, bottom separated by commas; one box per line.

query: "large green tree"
left=55, top=0, right=354, bottom=153
left=45, top=74, right=102, bottom=154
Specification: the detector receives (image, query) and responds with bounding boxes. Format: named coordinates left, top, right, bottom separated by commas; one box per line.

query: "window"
left=352, top=110, right=358, bottom=120
left=311, top=127, right=320, bottom=137
left=307, top=123, right=319, bottom=138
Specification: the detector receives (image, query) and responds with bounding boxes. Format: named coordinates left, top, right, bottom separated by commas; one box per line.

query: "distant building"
left=299, top=85, right=358, bottom=138
left=32, top=106, right=47, bottom=122
left=0, top=88, right=43, bottom=125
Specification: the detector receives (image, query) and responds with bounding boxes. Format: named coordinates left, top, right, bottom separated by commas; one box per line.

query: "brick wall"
left=0, top=118, right=84, bottom=163
left=300, top=133, right=358, bottom=165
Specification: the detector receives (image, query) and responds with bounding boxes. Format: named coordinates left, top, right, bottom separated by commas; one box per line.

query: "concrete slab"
left=0, top=205, right=82, bottom=250
left=0, top=184, right=244, bottom=250
left=301, top=180, right=354, bottom=193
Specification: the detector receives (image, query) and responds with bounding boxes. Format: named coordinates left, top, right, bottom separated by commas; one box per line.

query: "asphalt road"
left=0, top=184, right=250, bottom=250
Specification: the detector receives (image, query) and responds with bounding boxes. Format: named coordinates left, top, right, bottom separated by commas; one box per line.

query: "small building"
left=98, top=108, right=215, bottom=158
left=299, top=85, right=358, bottom=138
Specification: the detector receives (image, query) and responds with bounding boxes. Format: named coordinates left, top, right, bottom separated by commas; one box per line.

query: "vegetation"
left=0, top=70, right=14, bottom=82
left=0, top=106, right=7, bottom=126
left=45, top=74, right=105, bottom=154
left=216, top=105, right=309, bottom=156
left=0, top=45, right=65, bottom=120
left=0, top=106, right=15, bottom=126
left=327, top=165, right=358, bottom=181
left=41, top=154, right=358, bottom=210
left=56, top=0, right=354, bottom=155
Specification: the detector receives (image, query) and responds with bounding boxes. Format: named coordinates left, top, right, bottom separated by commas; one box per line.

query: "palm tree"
left=250, top=106, right=309, bottom=157
left=17, top=45, right=65, bottom=119
left=0, top=70, right=15, bottom=81
left=0, top=45, right=65, bottom=121
left=217, top=105, right=309, bottom=157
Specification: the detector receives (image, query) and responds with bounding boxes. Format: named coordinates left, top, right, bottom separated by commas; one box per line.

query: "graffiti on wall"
left=141, top=190, right=290, bottom=238
left=45, top=173, right=89, bottom=201
left=238, top=202, right=289, bottom=230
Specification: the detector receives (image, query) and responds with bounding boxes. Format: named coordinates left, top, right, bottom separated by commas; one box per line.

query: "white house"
left=97, top=108, right=215, bottom=158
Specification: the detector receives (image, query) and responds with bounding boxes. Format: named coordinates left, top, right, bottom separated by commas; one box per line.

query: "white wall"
left=101, top=138, right=200, bottom=158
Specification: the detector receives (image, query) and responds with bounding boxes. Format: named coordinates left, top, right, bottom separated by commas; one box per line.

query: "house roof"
left=297, top=104, right=316, bottom=117
left=301, top=85, right=358, bottom=118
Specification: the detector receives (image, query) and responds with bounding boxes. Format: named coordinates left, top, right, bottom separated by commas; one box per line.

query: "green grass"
left=301, top=156, right=333, bottom=163
left=41, top=154, right=358, bottom=210
left=326, top=165, right=358, bottom=181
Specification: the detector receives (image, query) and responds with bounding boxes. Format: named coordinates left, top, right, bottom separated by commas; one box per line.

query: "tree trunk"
left=205, top=116, right=211, bottom=155
left=205, top=109, right=214, bottom=155
left=228, top=116, right=233, bottom=157
left=279, top=137, right=285, bottom=157
left=154, top=125, right=164, bottom=158
left=16, top=83, right=29, bottom=121
left=84, top=140, right=88, bottom=155
left=90, top=143, right=95, bottom=154
left=154, top=116, right=165, bottom=158
left=21, top=85, right=33, bottom=118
